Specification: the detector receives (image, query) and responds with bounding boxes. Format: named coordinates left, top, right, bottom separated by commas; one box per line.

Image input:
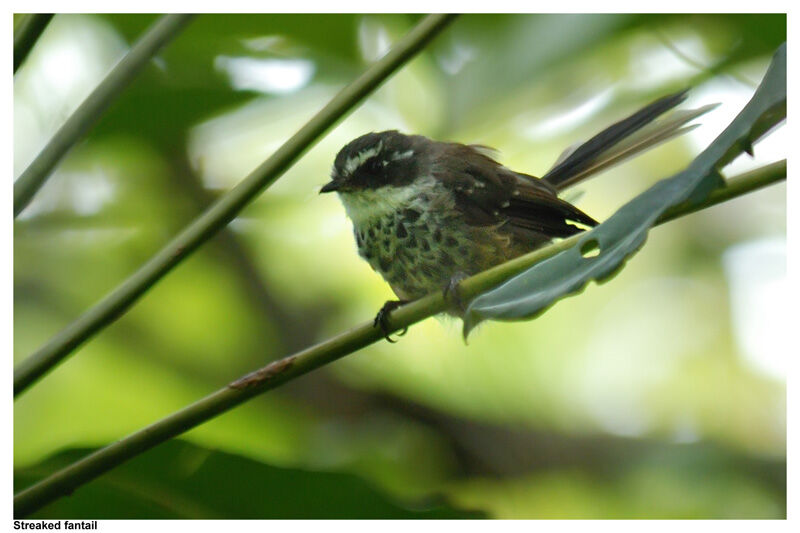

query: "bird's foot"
left=373, top=300, right=409, bottom=343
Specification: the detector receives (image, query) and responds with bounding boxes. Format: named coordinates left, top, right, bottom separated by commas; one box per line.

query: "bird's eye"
left=364, top=156, right=382, bottom=173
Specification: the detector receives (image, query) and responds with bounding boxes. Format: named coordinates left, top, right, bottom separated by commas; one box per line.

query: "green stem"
left=12, top=14, right=459, bottom=397
left=13, top=161, right=785, bottom=518
left=658, top=159, right=786, bottom=223
left=13, top=13, right=54, bottom=73
left=13, top=14, right=196, bottom=217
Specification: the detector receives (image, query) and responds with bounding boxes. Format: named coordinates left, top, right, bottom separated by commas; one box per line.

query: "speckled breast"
left=353, top=206, right=499, bottom=301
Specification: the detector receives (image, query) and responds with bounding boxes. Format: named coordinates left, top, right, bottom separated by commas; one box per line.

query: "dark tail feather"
left=541, top=89, right=690, bottom=190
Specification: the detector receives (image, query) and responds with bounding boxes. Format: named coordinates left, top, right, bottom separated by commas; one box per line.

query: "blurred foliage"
left=17, top=440, right=484, bottom=518
left=14, top=13, right=786, bottom=518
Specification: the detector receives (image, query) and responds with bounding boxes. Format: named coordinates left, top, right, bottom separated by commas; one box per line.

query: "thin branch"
left=13, top=14, right=196, bottom=216
left=13, top=160, right=786, bottom=518
left=13, top=13, right=54, bottom=73
left=658, top=159, right=785, bottom=222
left=166, top=153, right=326, bottom=355
left=13, top=14, right=460, bottom=397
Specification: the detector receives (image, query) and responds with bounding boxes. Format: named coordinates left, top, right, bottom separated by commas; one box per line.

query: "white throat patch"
left=338, top=174, right=436, bottom=227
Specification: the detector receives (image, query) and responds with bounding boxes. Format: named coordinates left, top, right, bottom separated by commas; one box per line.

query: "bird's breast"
left=339, top=178, right=527, bottom=300
left=351, top=205, right=504, bottom=300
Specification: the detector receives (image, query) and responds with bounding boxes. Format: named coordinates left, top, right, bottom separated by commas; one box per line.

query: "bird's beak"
left=320, top=181, right=341, bottom=194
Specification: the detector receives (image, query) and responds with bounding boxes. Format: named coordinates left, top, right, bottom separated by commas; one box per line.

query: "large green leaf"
left=464, top=43, right=785, bottom=335
left=15, top=440, right=485, bottom=519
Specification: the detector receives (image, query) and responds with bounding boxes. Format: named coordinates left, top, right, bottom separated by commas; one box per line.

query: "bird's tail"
left=541, top=89, right=718, bottom=192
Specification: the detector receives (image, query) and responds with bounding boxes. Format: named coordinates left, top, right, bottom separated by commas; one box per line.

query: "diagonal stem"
left=13, top=14, right=459, bottom=397
left=13, top=160, right=785, bottom=518
left=14, top=14, right=195, bottom=216
left=13, top=13, right=54, bottom=73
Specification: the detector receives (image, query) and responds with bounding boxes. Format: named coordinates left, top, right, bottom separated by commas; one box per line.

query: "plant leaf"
left=463, top=42, right=785, bottom=337
left=15, top=440, right=485, bottom=519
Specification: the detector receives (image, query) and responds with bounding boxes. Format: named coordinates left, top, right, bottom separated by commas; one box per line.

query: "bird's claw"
left=373, top=300, right=409, bottom=343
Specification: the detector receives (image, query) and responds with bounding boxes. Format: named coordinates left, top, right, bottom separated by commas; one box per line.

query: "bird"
left=320, top=89, right=711, bottom=341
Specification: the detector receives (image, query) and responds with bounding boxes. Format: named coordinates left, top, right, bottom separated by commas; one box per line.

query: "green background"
left=14, top=13, right=786, bottom=518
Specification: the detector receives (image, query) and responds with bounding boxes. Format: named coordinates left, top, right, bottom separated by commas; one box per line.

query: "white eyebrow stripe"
left=390, top=150, right=414, bottom=160
left=343, top=140, right=383, bottom=175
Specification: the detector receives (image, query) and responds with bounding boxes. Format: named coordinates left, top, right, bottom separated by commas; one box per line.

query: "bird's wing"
left=434, top=144, right=597, bottom=239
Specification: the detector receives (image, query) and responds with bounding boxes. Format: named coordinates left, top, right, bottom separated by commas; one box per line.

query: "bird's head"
left=321, top=130, right=422, bottom=195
